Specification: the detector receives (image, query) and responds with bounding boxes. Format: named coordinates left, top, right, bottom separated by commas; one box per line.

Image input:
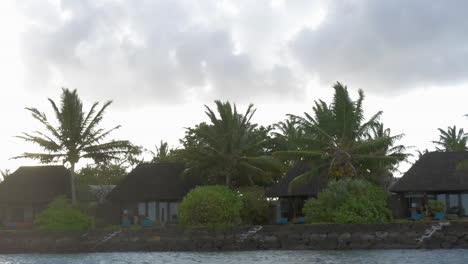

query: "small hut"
left=0, top=166, right=71, bottom=226
left=266, top=163, right=327, bottom=223
left=107, top=163, right=199, bottom=224
left=390, top=151, right=468, bottom=217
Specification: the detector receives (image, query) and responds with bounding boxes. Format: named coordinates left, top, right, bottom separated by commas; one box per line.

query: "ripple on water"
left=0, top=250, right=467, bottom=264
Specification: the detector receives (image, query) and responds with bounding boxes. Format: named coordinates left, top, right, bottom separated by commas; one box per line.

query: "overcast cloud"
left=17, top=0, right=468, bottom=104
left=292, top=0, right=468, bottom=92
left=1, top=0, right=468, bottom=173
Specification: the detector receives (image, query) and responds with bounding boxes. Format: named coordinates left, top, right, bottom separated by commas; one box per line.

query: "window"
left=169, top=202, right=177, bottom=220
left=461, top=194, right=468, bottom=216
left=437, top=194, right=446, bottom=203
left=148, top=202, right=156, bottom=221
left=138, top=203, right=146, bottom=216
left=449, top=194, right=459, bottom=208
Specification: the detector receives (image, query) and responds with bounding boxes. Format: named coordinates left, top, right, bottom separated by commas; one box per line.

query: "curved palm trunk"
left=70, top=163, right=77, bottom=206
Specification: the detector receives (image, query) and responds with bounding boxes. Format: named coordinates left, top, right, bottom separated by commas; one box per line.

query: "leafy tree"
left=34, top=196, right=92, bottom=231
left=432, top=125, right=467, bottom=152
left=239, top=186, right=269, bottom=225
left=76, top=163, right=127, bottom=185
left=271, top=116, right=304, bottom=153
left=274, top=82, right=407, bottom=189
left=303, top=179, right=391, bottom=224
left=14, top=88, right=135, bottom=205
left=363, top=122, right=408, bottom=188
left=149, top=140, right=179, bottom=163
left=180, top=101, right=284, bottom=187
left=178, top=185, right=242, bottom=227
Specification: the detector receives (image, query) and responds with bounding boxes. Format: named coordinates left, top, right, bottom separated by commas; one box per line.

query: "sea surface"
left=0, top=250, right=466, bottom=264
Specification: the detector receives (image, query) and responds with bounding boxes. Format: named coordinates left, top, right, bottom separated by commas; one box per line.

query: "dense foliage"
left=34, top=196, right=92, bottom=231
left=429, top=200, right=446, bottom=215
left=239, top=187, right=269, bottom=225
left=177, top=185, right=242, bottom=227
left=303, top=179, right=392, bottom=224
left=150, top=140, right=180, bottom=163
left=179, top=101, right=284, bottom=187
left=77, top=163, right=127, bottom=185
left=274, top=83, right=408, bottom=190
left=432, top=125, right=467, bottom=152
left=15, top=88, right=136, bottom=204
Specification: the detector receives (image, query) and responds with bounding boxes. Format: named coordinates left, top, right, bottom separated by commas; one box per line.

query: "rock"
left=375, top=231, right=388, bottom=239
left=338, top=232, right=351, bottom=241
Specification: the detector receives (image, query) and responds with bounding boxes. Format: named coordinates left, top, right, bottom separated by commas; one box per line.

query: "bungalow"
left=390, top=151, right=468, bottom=217
left=266, top=163, right=327, bottom=223
left=0, top=166, right=71, bottom=226
left=106, top=163, right=199, bottom=224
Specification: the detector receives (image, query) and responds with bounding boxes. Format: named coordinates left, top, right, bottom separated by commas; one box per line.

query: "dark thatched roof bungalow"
left=266, top=163, right=327, bottom=223
left=107, top=163, right=200, bottom=224
left=389, top=151, right=468, bottom=217
left=0, top=166, right=71, bottom=225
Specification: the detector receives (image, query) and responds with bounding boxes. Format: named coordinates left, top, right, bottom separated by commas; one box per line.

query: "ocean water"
left=0, top=250, right=467, bottom=264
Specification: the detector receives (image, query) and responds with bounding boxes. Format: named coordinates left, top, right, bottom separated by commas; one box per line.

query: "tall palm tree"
left=14, top=88, right=134, bottom=205
left=274, top=82, right=407, bottom=189
left=432, top=125, right=467, bottom=152
left=272, top=116, right=304, bottom=151
left=181, top=100, right=283, bottom=187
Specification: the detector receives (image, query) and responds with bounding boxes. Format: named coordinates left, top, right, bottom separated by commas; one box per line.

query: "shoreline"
left=0, top=222, right=467, bottom=254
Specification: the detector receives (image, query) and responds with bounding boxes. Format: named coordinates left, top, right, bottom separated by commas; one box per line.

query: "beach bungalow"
left=0, top=166, right=71, bottom=226
left=390, top=151, right=468, bottom=217
left=106, top=163, right=199, bottom=224
left=266, top=163, right=327, bottom=223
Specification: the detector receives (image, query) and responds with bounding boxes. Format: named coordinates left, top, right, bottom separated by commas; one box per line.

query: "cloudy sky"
left=1, top=0, right=467, bottom=176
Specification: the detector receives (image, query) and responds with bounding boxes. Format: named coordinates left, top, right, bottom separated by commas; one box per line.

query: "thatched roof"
left=266, top=163, right=327, bottom=197
left=0, top=166, right=70, bottom=204
left=107, top=163, right=199, bottom=202
left=390, top=151, right=468, bottom=193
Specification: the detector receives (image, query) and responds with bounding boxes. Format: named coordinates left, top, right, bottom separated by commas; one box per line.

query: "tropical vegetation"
left=14, top=88, right=136, bottom=205
left=432, top=125, right=467, bottom=152
left=239, top=186, right=269, bottom=225
left=273, top=82, right=408, bottom=189
left=34, top=196, right=92, bottom=231
left=179, top=100, right=284, bottom=187
left=302, top=179, right=392, bottom=224
left=177, top=185, right=242, bottom=227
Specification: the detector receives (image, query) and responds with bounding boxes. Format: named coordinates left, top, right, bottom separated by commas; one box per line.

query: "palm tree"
left=272, top=116, right=304, bottom=151
left=150, top=140, right=178, bottom=162
left=181, top=100, right=283, bottom=187
left=274, top=82, right=407, bottom=189
left=14, top=88, right=135, bottom=205
left=432, top=125, right=467, bottom=152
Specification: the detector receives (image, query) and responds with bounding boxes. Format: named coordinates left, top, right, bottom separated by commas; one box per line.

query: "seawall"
left=1, top=222, right=468, bottom=253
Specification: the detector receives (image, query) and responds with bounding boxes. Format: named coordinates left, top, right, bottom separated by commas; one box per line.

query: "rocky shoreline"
left=1, top=222, right=468, bottom=254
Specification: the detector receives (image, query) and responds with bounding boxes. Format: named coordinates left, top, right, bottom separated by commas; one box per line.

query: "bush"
left=429, top=200, right=446, bottom=215
left=178, top=185, right=242, bottom=227
left=239, top=187, right=269, bottom=225
left=303, top=179, right=392, bottom=224
left=34, top=196, right=92, bottom=231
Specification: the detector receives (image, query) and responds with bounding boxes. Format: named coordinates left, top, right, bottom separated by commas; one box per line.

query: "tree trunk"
left=70, top=163, right=77, bottom=206
left=225, top=173, right=231, bottom=187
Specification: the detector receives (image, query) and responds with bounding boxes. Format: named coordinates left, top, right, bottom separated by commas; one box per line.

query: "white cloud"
left=17, top=0, right=325, bottom=106
left=290, top=0, right=468, bottom=93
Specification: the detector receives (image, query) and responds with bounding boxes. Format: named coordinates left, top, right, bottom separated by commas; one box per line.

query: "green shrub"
left=34, top=196, right=92, bottom=231
left=178, top=185, right=242, bottom=227
left=303, top=179, right=392, bottom=224
left=239, top=186, right=269, bottom=225
left=429, top=200, right=446, bottom=214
